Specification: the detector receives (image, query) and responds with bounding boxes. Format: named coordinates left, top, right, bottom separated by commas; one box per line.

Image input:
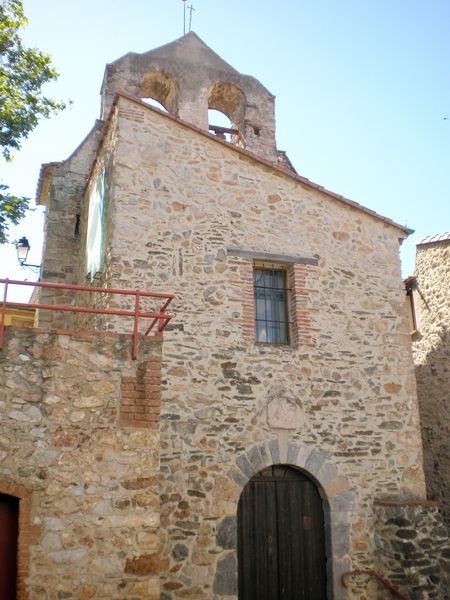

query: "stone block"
left=124, top=553, right=160, bottom=576
left=287, top=442, right=299, bottom=465
left=216, top=516, right=237, bottom=550
left=235, top=454, right=254, bottom=478
left=246, top=446, right=265, bottom=473
left=268, top=438, right=280, bottom=464
left=304, top=450, right=328, bottom=477
left=213, top=552, right=238, bottom=596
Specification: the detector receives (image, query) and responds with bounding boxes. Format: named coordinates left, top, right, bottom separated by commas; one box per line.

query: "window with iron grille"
left=253, top=267, right=289, bottom=344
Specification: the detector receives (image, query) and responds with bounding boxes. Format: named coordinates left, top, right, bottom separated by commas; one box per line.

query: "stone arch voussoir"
left=229, top=440, right=353, bottom=505
left=221, top=439, right=354, bottom=600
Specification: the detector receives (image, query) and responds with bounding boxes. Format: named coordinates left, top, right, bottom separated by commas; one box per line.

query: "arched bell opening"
left=139, top=69, right=179, bottom=115
left=208, top=81, right=246, bottom=147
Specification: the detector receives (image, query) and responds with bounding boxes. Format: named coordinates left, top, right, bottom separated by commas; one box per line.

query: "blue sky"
left=1, top=0, right=450, bottom=298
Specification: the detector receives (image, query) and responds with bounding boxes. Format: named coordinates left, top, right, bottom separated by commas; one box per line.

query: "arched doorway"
left=237, top=465, right=327, bottom=599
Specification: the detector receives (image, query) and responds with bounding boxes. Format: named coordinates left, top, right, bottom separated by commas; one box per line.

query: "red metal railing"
left=0, top=278, right=174, bottom=360
left=341, top=568, right=410, bottom=600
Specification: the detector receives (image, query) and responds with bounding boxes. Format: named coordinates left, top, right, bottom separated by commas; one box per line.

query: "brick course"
left=120, top=358, right=162, bottom=428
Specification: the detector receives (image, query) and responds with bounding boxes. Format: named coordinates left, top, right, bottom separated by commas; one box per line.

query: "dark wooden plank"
left=254, top=481, right=278, bottom=600
left=238, top=480, right=279, bottom=600
left=301, top=480, right=327, bottom=599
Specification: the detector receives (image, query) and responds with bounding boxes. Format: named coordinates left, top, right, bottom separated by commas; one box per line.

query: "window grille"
left=253, top=267, right=289, bottom=344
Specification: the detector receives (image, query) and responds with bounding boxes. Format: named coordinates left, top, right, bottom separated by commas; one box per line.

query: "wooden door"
left=0, top=493, right=19, bottom=600
left=237, top=465, right=327, bottom=600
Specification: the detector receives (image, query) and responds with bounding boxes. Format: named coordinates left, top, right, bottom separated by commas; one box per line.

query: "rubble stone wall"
left=0, top=326, right=162, bottom=599
left=412, top=240, right=450, bottom=531
left=82, top=96, right=427, bottom=599
left=36, top=121, right=104, bottom=330
left=374, top=500, right=450, bottom=599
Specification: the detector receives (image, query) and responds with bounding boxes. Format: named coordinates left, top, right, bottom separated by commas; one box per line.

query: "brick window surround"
left=228, top=249, right=318, bottom=347
left=0, top=479, right=40, bottom=600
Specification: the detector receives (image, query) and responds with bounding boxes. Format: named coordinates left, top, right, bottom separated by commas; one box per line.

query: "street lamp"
left=16, top=236, right=30, bottom=264
left=16, top=237, right=41, bottom=270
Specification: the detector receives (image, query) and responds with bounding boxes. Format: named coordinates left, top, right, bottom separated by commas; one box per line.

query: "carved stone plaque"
left=267, top=397, right=297, bottom=430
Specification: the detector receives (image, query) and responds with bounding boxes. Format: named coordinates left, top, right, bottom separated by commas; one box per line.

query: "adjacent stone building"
left=1, top=33, right=449, bottom=599
left=408, top=233, right=450, bottom=534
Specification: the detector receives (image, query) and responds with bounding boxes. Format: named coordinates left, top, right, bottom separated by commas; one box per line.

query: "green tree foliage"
left=0, top=183, right=27, bottom=243
left=0, top=0, right=66, bottom=242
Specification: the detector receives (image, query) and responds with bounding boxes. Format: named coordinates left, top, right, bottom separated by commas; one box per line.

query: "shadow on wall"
left=414, top=326, right=450, bottom=533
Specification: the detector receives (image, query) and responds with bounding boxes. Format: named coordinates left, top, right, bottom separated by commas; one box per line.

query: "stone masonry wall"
left=79, top=96, right=428, bottom=599
left=0, top=326, right=162, bottom=599
left=412, top=240, right=450, bottom=532
left=37, top=121, right=104, bottom=329
left=72, top=110, right=118, bottom=333
left=374, top=500, right=450, bottom=599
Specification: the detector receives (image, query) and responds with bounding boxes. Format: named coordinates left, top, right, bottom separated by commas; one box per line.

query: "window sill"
left=255, top=341, right=294, bottom=351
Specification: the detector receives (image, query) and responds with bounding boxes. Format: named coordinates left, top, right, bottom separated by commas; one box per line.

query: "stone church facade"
left=1, top=34, right=449, bottom=599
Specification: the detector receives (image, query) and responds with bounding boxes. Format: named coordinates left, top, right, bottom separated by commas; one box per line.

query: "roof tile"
left=417, top=232, right=450, bottom=246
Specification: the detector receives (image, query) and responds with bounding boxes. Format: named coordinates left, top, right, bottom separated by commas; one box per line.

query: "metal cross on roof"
left=188, top=4, right=195, bottom=32
left=182, top=1, right=195, bottom=35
